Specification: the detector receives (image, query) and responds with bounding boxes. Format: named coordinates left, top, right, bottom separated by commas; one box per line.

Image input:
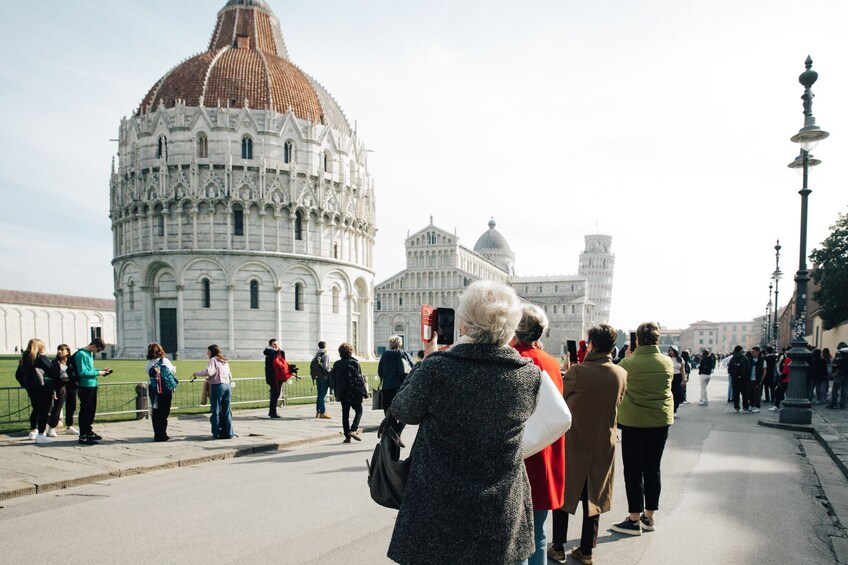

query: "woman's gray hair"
left=388, top=335, right=403, bottom=350
left=457, top=280, right=522, bottom=346
left=514, top=304, right=548, bottom=346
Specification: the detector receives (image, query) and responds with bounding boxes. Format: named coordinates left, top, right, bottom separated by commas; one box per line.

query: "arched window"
left=332, top=286, right=340, bottom=314
left=323, top=151, right=331, bottom=173
left=241, top=136, right=253, bottom=160
left=202, top=278, right=211, bottom=308
left=157, top=136, right=167, bottom=160
left=129, top=143, right=137, bottom=168
left=128, top=281, right=135, bottom=310
left=294, top=211, right=303, bottom=240
left=233, top=208, right=244, bottom=236
left=197, top=133, right=208, bottom=158
left=156, top=213, right=165, bottom=237
left=294, top=282, right=304, bottom=311
left=333, top=243, right=339, bottom=258
left=284, top=140, right=293, bottom=164
left=250, top=280, right=259, bottom=309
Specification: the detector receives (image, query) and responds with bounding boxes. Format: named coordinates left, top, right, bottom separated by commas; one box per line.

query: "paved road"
left=0, top=372, right=844, bottom=564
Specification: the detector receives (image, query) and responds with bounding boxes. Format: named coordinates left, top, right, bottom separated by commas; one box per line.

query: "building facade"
left=374, top=220, right=613, bottom=355
left=0, top=290, right=116, bottom=356
left=110, top=0, right=376, bottom=359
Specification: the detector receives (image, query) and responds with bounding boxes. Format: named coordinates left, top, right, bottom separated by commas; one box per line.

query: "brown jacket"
left=561, top=350, right=627, bottom=515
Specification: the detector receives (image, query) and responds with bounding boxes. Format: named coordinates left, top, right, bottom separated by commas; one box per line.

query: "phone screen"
left=436, top=308, right=456, bottom=345
left=567, top=340, right=578, bottom=363
left=630, top=331, right=637, bottom=350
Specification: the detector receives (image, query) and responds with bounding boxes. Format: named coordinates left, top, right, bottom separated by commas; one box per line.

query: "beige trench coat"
left=561, top=350, right=627, bottom=515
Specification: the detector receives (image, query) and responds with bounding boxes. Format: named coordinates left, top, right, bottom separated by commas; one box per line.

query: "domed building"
left=374, top=219, right=614, bottom=355
left=110, top=0, right=376, bottom=359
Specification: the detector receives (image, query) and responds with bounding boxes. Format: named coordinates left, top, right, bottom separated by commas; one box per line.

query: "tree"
left=810, top=209, right=848, bottom=330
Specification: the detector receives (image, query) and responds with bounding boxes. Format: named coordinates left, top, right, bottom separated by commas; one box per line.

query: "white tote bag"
left=522, top=370, right=572, bottom=459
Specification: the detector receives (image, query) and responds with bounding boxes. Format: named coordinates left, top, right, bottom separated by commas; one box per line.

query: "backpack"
left=273, top=355, right=293, bottom=383
left=310, top=353, right=329, bottom=378
left=67, top=353, right=80, bottom=385
left=835, top=350, right=848, bottom=378
left=15, top=362, right=29, bottom=388
left=148, top=359, right=179, bottom=394
left=727, top=355, right=748, bottom=379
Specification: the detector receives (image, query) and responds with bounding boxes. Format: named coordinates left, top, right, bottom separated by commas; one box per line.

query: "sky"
left=1, top=0, right=847, bottom=333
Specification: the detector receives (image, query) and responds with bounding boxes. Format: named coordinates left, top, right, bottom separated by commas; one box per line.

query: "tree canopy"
left=810, top=209, right=848, bottom=330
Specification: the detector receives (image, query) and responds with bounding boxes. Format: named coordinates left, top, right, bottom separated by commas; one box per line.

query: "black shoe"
left=269, top=413, right=281, bottom=419
left=88, top=432, right=103, bottom=441
left=611, top=517, right=642, bottom=536
left=78, top=437, right=98, bottom=445
left=640, top=514, right=655, bottom=531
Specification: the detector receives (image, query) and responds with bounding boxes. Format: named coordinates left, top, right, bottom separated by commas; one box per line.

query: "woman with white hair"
left=386, top=280, right=541, bottom=565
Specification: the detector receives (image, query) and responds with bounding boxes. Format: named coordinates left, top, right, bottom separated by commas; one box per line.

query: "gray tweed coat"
left=386, top=343, right=541, bottom=565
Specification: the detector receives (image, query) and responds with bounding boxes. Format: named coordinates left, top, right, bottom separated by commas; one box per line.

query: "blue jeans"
left=210, top=383, right=233, bottom=439
left=315, top=376, right=330, bottom=414
left=522, top=509, right=549, bottom=565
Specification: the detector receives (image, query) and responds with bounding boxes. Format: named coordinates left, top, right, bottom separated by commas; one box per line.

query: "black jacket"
left=331, top=357, right=367, bottom=403
left=378, top=349, right=412, bottom=391
left=263, top=348, right=285, bottom=384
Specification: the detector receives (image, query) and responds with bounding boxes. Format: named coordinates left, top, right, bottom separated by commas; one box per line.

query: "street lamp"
left=772, top=240, right=782, bottom=348
left=766, top=282, right=773, bottom=344
left=780, top=55, right=829, bottom=426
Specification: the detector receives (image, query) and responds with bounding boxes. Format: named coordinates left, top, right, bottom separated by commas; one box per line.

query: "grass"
left=0, top=355, right=379, bottom=433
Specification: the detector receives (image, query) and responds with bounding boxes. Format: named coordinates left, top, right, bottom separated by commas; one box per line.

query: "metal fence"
left=0, top=374, right=379, bottom=431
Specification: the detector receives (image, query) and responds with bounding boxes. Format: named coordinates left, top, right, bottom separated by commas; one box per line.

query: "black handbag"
left=372, top=387, right=384, bottom=410
left=366, top=416, right=410, bottom=509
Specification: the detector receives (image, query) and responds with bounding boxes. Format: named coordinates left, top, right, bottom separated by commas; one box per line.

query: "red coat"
left=517, top=344, right=566, bottom=510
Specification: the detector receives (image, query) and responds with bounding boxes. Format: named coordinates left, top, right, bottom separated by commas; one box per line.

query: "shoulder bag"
left=522, top=370, right=572, bottom=459
left=366, top=416, right=410, bottom=509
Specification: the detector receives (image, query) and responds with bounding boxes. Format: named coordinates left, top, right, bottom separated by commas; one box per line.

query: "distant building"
left=373, top=219, right=614, bottom=355
left=679, top=319, right=755, bottom=354
left=0, top=290, right=116, bottom=355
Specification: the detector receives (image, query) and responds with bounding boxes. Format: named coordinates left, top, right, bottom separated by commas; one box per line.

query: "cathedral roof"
left=137, top=0, right=351, bottom=136
left=473, top=219, right=512, bottom=254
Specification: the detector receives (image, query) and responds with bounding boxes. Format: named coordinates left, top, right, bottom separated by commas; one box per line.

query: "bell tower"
left=578, top=234, right=614, bottom=324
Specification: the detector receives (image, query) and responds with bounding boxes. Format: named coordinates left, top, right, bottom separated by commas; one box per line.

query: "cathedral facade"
left=110, top=0, right=376, bottom=359
left=374, top=220, right=615, bottom=355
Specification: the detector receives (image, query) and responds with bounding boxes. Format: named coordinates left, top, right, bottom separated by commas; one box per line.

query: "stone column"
left=274, top=211, right=281, bottom=252
left=275, top=286, right=283, bottom=341
left=176, top=284, right=185, bottom=358
left=141, top=285, right=153, bottom=345
left=347, top=293, right=355, bottom=347
left=259, top=209, right=266, bottom=252
left=315, top=288, right=324, bottom=340
left=227, top=284, right=235, bottom=355
left=114, top=290, right=124, bottom=356
left=191, top=210, right=198, bottom=251
left=290, top=212, right=297, bottom=253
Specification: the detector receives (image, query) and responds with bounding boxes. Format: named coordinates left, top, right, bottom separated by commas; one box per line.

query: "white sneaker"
left=750, top=408, right=760, bottom=413
left=768, top=406, right=778, bottom=411
left=47, top=428, right=58, bottom=438
left=66, top=426, right=79, bottom=435
left=27, top=429, right=37, bottom=440
left=35, top=433, right=54, bottom=444
left=698, top=401, right=708, bottom=406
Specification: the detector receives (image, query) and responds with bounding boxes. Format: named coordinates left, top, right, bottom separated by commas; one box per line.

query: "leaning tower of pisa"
left=577, top=234, right=615, bottom=324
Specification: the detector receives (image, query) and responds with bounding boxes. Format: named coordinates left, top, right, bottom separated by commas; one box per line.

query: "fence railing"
left=0, top=374, right=379, bottom=432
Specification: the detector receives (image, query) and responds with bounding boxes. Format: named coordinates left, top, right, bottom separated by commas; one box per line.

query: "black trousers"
left=268, top=380, right=282, bottom=415
left=78, top=386, right=98, bottom=436
left=381, top=388, right=406, bottom=435
left=341, top=400, right=363, bottom=438
left=620, top=424, right=669, bottom=514
left=48, top=385, right=67, bottom=428
left=762, top=375, right=774, bottom=402
left=671, top=374, right=683, bottom=412
left=151, top=391, right=172, bottom=440
left=27, top=387, right=53, bottom=433
left=551, top=480, right=599, bottom=554
left=774, top=381, right=788, bottom=408
left=748, top=380, right=761, bottom=409
left=731, top=377, right=749, bottom=410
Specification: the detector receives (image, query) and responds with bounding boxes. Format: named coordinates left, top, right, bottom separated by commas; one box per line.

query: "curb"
left=0, top=425, right=377, bottom=502
left=758, top=417, right=848, bottom=481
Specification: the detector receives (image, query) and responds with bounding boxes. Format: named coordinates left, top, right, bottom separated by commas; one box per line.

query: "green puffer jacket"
left=617, top=345, right=674, bottom=427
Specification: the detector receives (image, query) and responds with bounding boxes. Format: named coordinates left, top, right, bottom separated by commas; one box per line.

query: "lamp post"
left=779, top=56, right=829, bottom=426
left=766, top=282, right=773, bottom=345
left=772, top=240, right=782, bottom=349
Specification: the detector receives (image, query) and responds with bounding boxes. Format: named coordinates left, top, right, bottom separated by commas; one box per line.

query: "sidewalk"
left=0, top=402, right=385, bottom=502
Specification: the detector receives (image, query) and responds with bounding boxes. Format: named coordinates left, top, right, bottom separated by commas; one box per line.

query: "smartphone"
left=567, top=340, right=578, bottom=363
left=104, top=369, right=114, bottom=376
left=421, top=305, right=435, bottom=342
left=630, top=331, right=637, bottom=350
left=435, top=307, right=456, bottom=345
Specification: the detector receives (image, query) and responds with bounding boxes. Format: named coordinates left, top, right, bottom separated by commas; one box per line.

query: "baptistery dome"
left=110, top=0, right=376, bottom=360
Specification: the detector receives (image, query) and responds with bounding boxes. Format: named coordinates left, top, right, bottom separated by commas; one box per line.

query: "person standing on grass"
left=20, top=338, right=56, bottom=444
left=146, top=342, right=176, bottom=442
left=193, top=345, right=234, bottom=439
left=263, top=339, right=285, bottom=419
left=611, top=321, right=673, bottom=536
left=74, top=338, right=111, bottom=446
